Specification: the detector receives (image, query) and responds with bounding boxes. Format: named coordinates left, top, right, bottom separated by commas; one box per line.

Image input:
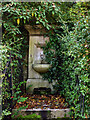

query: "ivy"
left=42, top=4, right=89, bottom=118
left=1, top=1, right=89, bottom=119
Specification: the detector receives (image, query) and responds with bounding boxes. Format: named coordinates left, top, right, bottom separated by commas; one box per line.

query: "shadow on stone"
left=33, top=87, right=51, bottom=95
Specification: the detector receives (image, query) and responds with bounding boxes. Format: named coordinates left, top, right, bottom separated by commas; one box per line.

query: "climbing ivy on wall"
left=43, top=17, right=89, bottom=118
left=1, top=1, right=89, bottom=119
left=42, top=2, right=89, bottom=118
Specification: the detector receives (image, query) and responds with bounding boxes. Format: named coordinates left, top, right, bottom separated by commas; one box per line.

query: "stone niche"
left=25, top=25, right=54, bottom=94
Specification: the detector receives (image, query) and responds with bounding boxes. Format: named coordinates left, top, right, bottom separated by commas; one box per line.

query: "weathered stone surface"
left=24, top=25, right=54, bottom=93
left=12, top=108, right=70, bottom=119
left=32, top=64, right=51, bottom=73
left=24, top=25, right=46, bottom=35
left=50, top=109, right=70, bottom=118
left=26, top=79, right=54, bottom=93
left=28, top=35, right=49, bottom=79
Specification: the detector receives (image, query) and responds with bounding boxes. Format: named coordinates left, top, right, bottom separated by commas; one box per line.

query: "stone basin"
left=32, top=64, right=51, bottom=73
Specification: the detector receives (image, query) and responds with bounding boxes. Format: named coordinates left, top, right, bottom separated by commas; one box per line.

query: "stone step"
left=13, top=108, right=70, bottom=119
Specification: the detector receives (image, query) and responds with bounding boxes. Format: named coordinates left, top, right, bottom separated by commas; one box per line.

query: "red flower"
left=11, top=96, right=14, bottom=98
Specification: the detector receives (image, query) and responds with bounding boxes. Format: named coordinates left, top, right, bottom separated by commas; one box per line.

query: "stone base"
left=12, top=108, right=70, bottom=119
left=26, top=79, right=54, bottom=94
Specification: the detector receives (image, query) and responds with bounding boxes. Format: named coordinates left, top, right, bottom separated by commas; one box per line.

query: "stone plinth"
left=26, top=79, right=54, bottom=93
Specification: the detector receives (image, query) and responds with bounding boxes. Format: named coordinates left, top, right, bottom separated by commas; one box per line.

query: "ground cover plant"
left=1, top=1, right=89, bottom=119
left=13, top=113, right=41, bottom=120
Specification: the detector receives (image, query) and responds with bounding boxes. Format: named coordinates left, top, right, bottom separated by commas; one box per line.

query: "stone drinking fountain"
left=24, top=25, right=54, bottom=93
left=13, top=25, right=70, bottom=119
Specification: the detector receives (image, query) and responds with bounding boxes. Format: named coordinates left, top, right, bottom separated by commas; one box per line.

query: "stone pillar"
left=24, top=25, right=54, bottom=94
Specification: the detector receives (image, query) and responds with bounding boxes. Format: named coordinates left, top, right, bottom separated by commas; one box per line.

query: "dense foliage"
left=42, top=3, right=89, bottom=118
left=1, top=1, right=89, bottom=119
left=43, top=17, right=89, bottom=118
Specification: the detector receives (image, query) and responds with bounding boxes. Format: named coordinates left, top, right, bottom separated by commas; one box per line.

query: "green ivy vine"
left=1, top=1, right=89, bottom=119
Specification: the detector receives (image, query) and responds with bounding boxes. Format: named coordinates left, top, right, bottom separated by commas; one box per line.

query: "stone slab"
left=12, top=108, right=70, bottom=119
